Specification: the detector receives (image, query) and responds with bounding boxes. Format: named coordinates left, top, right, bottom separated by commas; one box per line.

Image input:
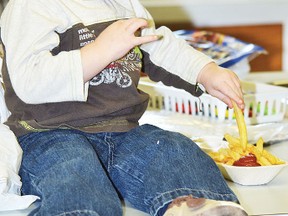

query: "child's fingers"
left=220, top=72, right=244, bottom=108
left=118, top=18, right=161, bottom=45
left=231, top=74, right=243, bottom=99
left=229, top=79, right=245, bottom=109
left=134, top=34, right=162, bottom=45
left=209, top=83, right=244, bottom=109
left=224, top=84, right=244, bottom=109
left=209, top=90, right=233, bottom=108
left=124, top=18, right=149, bottom=33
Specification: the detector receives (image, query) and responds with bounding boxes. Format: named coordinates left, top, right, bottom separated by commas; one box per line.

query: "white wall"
left=140, top=0, right=288, bottom=71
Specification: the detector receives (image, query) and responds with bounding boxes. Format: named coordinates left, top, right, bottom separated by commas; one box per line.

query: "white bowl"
left=217, top=162, right=288, bottom=186
left=192, top=136, right=228, bottom=153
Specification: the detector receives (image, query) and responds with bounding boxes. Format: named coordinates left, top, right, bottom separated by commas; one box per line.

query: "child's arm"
left=130, top=2, right=244, bottom=109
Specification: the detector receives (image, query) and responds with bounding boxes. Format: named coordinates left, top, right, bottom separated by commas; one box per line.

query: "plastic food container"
left=191, top=135, right=288, bottom=185
left=217, top=162, right=288, bottom=185
left=138, top=77, right=288, bottom=125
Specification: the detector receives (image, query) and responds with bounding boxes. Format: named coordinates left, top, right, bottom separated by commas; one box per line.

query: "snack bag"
left=174, top=30, right=266, bottom=78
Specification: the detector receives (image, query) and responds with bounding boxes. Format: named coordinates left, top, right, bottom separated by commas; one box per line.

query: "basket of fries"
left=208, top=101, right=287, bottom=185
left=139, top=77, right=288, bottom=124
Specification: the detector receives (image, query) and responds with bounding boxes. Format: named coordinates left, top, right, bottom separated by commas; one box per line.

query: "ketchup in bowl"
left=233, top=153, right=261, bottom=167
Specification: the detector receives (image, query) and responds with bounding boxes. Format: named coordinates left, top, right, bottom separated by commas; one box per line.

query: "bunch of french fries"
left=209, top=101, right=285, bottom=166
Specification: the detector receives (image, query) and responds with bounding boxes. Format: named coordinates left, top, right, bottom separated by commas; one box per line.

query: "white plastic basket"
left=139, top=77, right=288, bottom=124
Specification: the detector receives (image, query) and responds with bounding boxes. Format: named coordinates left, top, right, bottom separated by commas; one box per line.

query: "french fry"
left=259, top=156, right=272, bottom=166
left=250, top=146, right=262, bottom=160
left=230, top=146, right=244, bottom=155
left=262, top=149, right=285, bottom=165
left=225, top=159, right=235, bottom=166
left=227, top=149, right=241, bottom=161
left=209, top=151, right=226, bottom=162
left=232, top=101, right=247, bottom=150
left=224, top=133, right=240, bottom=147
left=256, top=137, right=264, bottom=153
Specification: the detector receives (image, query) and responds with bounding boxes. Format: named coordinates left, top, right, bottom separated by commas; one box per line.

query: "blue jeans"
left=18, top=124, right=239, bottom=216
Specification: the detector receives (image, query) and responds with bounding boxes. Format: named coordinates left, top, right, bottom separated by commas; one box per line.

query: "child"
left=0, top=0, right=246, bottom=215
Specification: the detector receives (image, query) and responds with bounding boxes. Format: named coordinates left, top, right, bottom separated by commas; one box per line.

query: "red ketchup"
left=233, top=153, right=261, bottom=167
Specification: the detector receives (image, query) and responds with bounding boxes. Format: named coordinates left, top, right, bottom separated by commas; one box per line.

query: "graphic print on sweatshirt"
left=90, top=47, right=142, bottom=88
left=52, top=23, right=143, bottom=89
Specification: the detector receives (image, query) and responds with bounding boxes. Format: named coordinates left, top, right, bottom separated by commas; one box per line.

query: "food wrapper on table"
left=173, top=30, right=267, bottom=79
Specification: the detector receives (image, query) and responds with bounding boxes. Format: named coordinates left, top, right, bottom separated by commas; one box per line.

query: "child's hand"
left=197, top=62, right=245, bottom=109
left=96, top=18, right=160, bottom=62
left=81, top=18, right=160, bottom=82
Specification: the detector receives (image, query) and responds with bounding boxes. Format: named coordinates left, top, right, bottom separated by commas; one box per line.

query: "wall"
left=140, top=0, right=288, bottom=72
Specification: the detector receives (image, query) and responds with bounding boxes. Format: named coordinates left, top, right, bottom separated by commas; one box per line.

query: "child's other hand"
left=197, top=62, right=245, bottom=109
left=81, top=18, right=160, bottom=82
left=95, top=18, right=160, bottom=62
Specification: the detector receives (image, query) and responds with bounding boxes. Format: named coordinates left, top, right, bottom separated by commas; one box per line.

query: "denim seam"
left=104, top=133, right=115, bottom=172
left=55, top=210, right=100, bottom=216
left=113, top=163, right=144, bottom=183
left=20, top=167, right=43, bottom=197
